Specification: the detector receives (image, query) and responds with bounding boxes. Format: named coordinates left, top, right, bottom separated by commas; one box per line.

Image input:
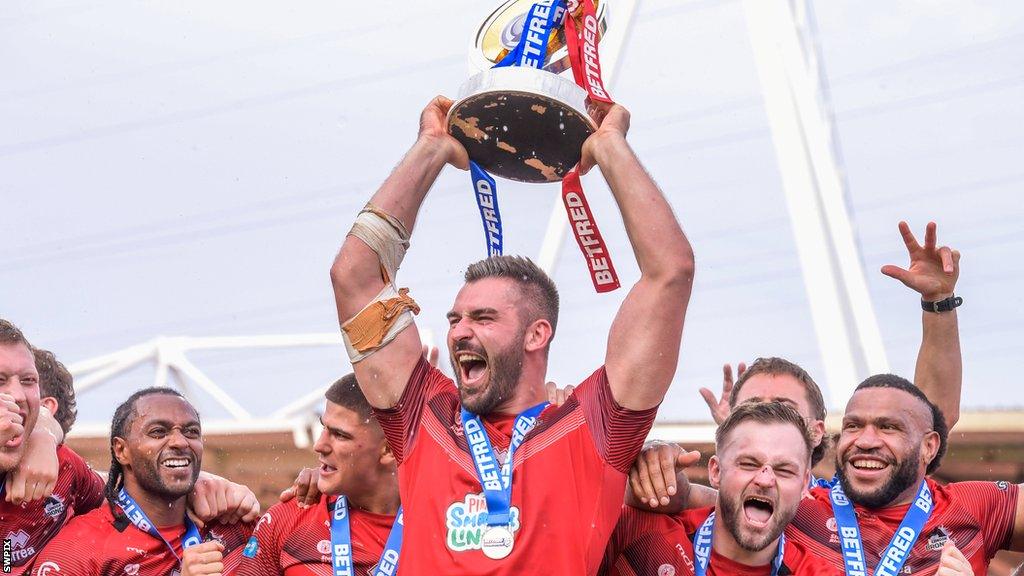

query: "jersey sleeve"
left=575, top=366, right=659, bottom=473
left=29, top=517, right=101, bottom=576
left=231, top=509, right=283, bottom=576
left=948, top=480, right=1019, bottom=558
left=62, top=447, right=105, bottom=513
left=373, top=356, right=454, bottom=465
left=599, top=506, right=692, bottom=576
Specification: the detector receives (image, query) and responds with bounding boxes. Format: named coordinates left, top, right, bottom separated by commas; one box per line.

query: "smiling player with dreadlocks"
left=31, top=387, right=255, bottom=576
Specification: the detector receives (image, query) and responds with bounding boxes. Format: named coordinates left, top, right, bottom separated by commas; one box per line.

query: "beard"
left=717, top=490, right=784, bottom=553
left=453, top=333, right=525, bottom=415
left=132, top=450, right=200, bottom=501
left=835, top=445, right=921, bottom=509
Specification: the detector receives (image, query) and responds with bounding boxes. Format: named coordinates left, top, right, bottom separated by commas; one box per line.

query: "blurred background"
left=2, top=0, right=1022, bottom=571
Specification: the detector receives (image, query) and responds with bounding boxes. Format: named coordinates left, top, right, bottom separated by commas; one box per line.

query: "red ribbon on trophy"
left=448, top=0, right=621, bottom=292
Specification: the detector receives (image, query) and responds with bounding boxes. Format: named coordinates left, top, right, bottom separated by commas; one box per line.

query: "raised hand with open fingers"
left=698, top=363, right=746, bottom=426
left=881, top=221, right=960, bottom=301
left=544, top=382, right=576, bottom=407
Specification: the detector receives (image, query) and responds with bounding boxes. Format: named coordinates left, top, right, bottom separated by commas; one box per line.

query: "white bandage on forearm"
left=341, top=283, right=420, bottom=363
left=348, top=203, right=411, bottom=284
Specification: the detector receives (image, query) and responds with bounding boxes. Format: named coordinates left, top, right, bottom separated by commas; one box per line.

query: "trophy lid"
left=447, top=66, right=596, bottom=184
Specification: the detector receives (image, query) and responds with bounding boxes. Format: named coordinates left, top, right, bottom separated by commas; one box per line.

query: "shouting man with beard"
left=32, top=388, right=254, bottom=576
left=330, top=97, right=694, bottom=573
left=787, top=375, right=1024, bottom=575
left=603, top=401, right=839, bottom=575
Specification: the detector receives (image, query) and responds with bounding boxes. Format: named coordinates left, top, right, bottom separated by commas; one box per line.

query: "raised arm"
left=330, top=96, right=468, bottom=408
left=581, top=105, right=695, bottom=410
left=880, top=221, right=962, bottom=428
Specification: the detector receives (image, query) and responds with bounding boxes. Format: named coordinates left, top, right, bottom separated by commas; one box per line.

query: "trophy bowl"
left=447, top=65, right=596, bottom=184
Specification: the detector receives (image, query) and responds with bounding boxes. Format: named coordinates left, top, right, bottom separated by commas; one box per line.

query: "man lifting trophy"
left=448, top=0, right=622, bottom=292
left=330, top=0, right=695, bottom=569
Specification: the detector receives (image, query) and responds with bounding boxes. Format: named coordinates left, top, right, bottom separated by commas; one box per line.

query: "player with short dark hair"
left=330, top=97, right=694, bottom=573
left=32, top=348, right=77, bottom=437
left=234, top=373, right=402, bottom=575
left=787, top=375, right=1022, bottom=575
left=32, top=387, right=255, bottom=576
left=1, top=319, right=100, bottom=576
left=603, top=401, right=839, bottom=575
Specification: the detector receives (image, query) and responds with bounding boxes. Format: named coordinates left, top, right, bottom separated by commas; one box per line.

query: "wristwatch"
left=921, top=295, right=963, bottom=313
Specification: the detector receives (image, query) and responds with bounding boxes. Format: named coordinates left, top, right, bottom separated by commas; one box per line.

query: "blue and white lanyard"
left=330, top=496, right=404, bottom=576
left=460, top=402, right=547, bottom=526
left=829, top=479, right=932, bottom=576
left=810, top=474, right=837, bottom=489
left=117, top=488, right=201, bottom=563
left=468, top=0, right=566, bottom=258
left=692, top=511, right=785, bottom=576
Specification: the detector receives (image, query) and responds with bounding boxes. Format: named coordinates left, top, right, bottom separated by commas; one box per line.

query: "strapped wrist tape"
left=348, top=203, right=411, bottom=285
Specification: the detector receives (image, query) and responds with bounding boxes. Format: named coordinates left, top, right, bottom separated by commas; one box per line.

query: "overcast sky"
left=2, top=0, right=1022, bottom=427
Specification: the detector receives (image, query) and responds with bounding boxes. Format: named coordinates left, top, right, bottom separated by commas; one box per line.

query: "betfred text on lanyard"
left=460, top=402, right=547, bottom=560
left=829, top=479, right=933, bottom=576
left=117, top=488, right=201, bottom=564
left=330, top=495, right=405, bottom=576
left=692, top=511, right=786, bottom=576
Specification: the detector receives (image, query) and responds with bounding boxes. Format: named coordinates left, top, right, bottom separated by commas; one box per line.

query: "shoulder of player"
left=782, top=538, right=842, bottom=576
left=37, top=505, right=116, bottom=556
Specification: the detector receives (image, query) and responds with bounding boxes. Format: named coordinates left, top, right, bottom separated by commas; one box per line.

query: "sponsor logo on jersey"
left=242, top=536, right=259, bottom=558
left=43, top=495, right=65, bottom=518
left=317, top=539, right=332, bottom=555
left=4, top=529, right=36, bottom=563
left=37, top=561, right=61, bottom=575
left=658, top=564, right=676, bottom=576
left=125, top=546, right=147, bottom=556
left=255, top=512, right=273, bottom=532
left=996, top=481, right=1009, bottom=491
left=672, top=543, right=695, bottom=570
left=124, top=563, right=140, bottom=575
left=445, top=493, right=521, bottom=553
left=826, top=517, right=838, bottom=533
left=925, top=526, right=952, bottom=551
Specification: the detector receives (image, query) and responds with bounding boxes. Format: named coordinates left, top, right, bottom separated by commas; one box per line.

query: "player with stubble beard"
left=787, top=374, right=1022, bottom=576
left=32, top=388, right=254, bottom=576
left=603, top=401, right=839, bottom=576
left=330, top=96, right=694, bottom=573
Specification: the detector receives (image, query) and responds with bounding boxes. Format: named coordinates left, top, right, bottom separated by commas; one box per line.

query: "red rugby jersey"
left=0, top=444, right=104, bottom=574
left=231, top=496, right=398, bottom=575
left=373, top=357, right=657, bottom=574
left=788, top=478, right=1019, bottom=576
left=602, top=505, right=841, bottom=576
left=30, top=501, right=253, bottom=575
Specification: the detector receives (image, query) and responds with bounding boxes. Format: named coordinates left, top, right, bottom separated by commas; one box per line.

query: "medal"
left=481, top=526, right=516, bottom=559
left=461, top=402, right=547, bottom=560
